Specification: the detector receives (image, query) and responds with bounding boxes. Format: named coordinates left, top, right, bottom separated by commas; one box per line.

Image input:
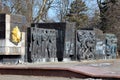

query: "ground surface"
left=0, top=59, right=120, bottom=80
left=0, top=75, right=102, bottom=80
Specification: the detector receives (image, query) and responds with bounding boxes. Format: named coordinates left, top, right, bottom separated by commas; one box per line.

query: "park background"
left=0, top=0, right=120, bottom=55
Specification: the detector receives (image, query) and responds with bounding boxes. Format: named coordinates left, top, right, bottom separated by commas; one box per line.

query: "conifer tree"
left=66, top=0, right=88, bottom=29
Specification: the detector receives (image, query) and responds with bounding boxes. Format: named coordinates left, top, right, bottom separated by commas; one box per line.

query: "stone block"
left=5, top=22, right=10, bottom=31
left=0, top=22, right=5, bottom=31
left=0, top=13, right=27, bottom=57
left=76, top=30, right=96, bottom=60
left=0, top=14, right=10, bottom=23
left=10, top=22, right=26, bottom=32
left=21, top=47, right=25, bottom=55
left=10, top=14, right=26, bottom=23
left=5, top=14, right=10, bottom=23
left=28, top=22, right=76, bottom=62
left=0, top=47, right=5, bottom=55
left=0, top=14, right=28, bottom=33
left=5, top=30, right=10, bottom=39
left=8, top=47, right=21, bottom=55
left=0, top=39, right=5, bottom=46
left=5, top=39, right=22, bottom=47
left=0, top=31, right=5, bottom=39
left=0, top=14, right=5, bottom=22
left=64, top=23, right=76, bottom=58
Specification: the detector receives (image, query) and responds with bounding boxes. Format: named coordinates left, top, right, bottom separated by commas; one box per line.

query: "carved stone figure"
left=41, top=30, right=49, bottom=59
left=105, top=34, right=117, bottom=59
left=96, top=41, right=106, bottom=59
left=29, top=27, right=57, bottom=62
left=48, top=32, right=56, bottom=59
left=76, top=30, right=95, bottom=60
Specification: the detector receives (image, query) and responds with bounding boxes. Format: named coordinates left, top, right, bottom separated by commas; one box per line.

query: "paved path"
left=0, top=59, right=120, bottom=79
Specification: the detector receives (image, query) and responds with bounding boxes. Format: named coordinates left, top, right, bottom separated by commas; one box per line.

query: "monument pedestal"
left=0, top=14, right=27, bottom=64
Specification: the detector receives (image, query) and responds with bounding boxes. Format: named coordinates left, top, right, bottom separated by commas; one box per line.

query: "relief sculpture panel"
left=76, top=30, right=96, bottom=60
left=105, top=34, right=117, bottom=59
left=29, top=27, right=56, bottom=62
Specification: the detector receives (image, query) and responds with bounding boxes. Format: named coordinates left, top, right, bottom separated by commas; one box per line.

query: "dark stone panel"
left=27, top=28, right=32, bottom=62
left=30, top=23, right=66, bottom=61
left=27, top=27, right=57, bottom=62
left=0, top=55, right=21, bottom=64
left=0, top=22, right=5, bottom=39
left=31, top=22, right=66, bottom=30
left=0, top=22, right=5, bottom=32
left=80, top=28, right=94, bottom=30
left=0, top=31, right=5, bottom=39
left=0, top=14, right=5, bottom=22
left=64, top=23, right=76, bottom=60
left=28, top=22, right=76, bottom=62
left=76, top=30, right=96, bottom=60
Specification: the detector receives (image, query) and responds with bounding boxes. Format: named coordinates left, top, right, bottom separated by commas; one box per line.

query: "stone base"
left=63, top=58, right=71, bottom=62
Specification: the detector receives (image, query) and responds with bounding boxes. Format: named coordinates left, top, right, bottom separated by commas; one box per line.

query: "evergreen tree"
left=66, top=0, right=88, bottom=29
left=97, top=0, right=120, bottom=55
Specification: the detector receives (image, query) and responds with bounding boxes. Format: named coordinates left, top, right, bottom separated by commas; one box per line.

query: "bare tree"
left=1, top=0, right=54, bottom=24
left=97, top=0, right=120, bottom=55
left=53, top=0, right=70, bottom=22
left=0, top=0, right=2, bottom=13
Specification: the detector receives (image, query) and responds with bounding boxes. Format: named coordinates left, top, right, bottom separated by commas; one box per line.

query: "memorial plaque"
left=28, top=27, right=56, bottom=62
left=0, top=14, right=26, bottom=63
left=105, top=34, right=117, bottom=59
left=28, top=22, right=76, bottom=62
left=76, top=29, right=96, bottom=60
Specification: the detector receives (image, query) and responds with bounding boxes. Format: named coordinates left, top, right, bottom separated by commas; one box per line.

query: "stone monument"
left=76, top=29, right=96, bottom=60
left=0, top=14, right=27, bottom=64
left=29, top=27, right=56, bottom=62
left=27, top=22, right=76, bottom=62
left=105, top=34, right=117, bottom=59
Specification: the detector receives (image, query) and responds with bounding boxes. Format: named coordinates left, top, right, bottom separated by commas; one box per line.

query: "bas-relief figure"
left=105, top=34, right=117, bottom=59
left=65, top=41, right=74, bottom=55
left=29, top=27, right=57, bottom=62
left=76, top=30, right=96, bottom=60
left=96, top=41, right=106, bottom=59
left=95, top=34, right=117, bottom=59
left=28, top=26, right=117, bottom=62
left=76, top=30, right=117, bottom=60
